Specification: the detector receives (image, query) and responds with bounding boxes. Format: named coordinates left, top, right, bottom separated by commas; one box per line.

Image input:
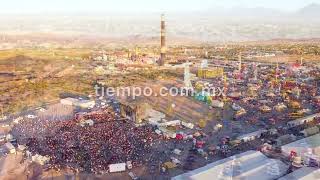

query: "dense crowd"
left=12, top=118, right=61, bottom=141
left=14, top=108, right=160, bottom=173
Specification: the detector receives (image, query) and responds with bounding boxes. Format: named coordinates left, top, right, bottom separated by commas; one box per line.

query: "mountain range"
left=201, top=3, right=320, bottom=19
left=0, top=3, right=320, bottom=42
left=297, top=3, right=320, bottom=17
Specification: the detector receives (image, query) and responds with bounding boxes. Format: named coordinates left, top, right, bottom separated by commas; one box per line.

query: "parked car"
left=128, top=172, right=139, bottom=180
left=26, top=115, right=37, bottom=119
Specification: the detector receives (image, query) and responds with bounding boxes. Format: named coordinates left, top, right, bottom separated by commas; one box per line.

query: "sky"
left=0, top=0, right=319, bottom=14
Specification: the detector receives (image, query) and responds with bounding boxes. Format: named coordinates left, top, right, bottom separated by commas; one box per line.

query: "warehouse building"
left=172, top=150, right=288, bottom=180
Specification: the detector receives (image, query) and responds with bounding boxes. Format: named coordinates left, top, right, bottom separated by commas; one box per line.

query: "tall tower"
left=159, top=14, right=166, bottom=66
left=184, top=62, right=192, bottom=88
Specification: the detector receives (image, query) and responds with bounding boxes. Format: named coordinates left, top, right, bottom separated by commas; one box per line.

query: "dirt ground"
left=0, top=152, right=29, bottom=180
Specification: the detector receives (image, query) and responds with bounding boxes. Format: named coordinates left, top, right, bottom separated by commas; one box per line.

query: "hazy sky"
left=1, top=0, right=319, bottom=13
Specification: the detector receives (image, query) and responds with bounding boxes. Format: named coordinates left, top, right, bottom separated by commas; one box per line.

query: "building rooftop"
left=172, top=150, right=288, bottom=180
left=282, top=134, right=320, bottom=149
left=278, top=167, right=320, bottom=180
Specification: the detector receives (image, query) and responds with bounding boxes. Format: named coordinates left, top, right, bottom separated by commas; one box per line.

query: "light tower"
left=159, top=14, right=166, bottom=66
left=184, top=62, right=192, bottom=88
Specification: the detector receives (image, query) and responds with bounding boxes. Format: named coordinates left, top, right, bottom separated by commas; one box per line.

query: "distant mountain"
left=202, top=6, right=285, bottom=17
left=297, top=3, right=320, bottom=17
left=227, top=7, right=284, bottom=17
left=203, top=4, right=320, bottom=18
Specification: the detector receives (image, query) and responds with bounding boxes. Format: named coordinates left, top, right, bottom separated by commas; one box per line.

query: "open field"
left=0, top=49, right=93, bottom=114
left=0, top=48, right=180, bottom=114
left=0, top=48, right=92, bottom=61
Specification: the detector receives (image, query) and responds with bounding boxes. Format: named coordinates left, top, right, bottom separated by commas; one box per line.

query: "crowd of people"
left=13, top=108, right=160, bottom=173
left=12, top=117, right=61, bottom=142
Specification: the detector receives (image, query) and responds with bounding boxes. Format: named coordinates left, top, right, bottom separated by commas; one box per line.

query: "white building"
left=172, top=150, right=288, bottom=180
left=184, top=62, right=192, bottom=88
left=278, top=167, right=320, bottom=180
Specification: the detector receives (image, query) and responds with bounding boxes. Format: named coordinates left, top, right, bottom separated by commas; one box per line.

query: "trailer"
left=109, top=163, right=126, bottom=173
